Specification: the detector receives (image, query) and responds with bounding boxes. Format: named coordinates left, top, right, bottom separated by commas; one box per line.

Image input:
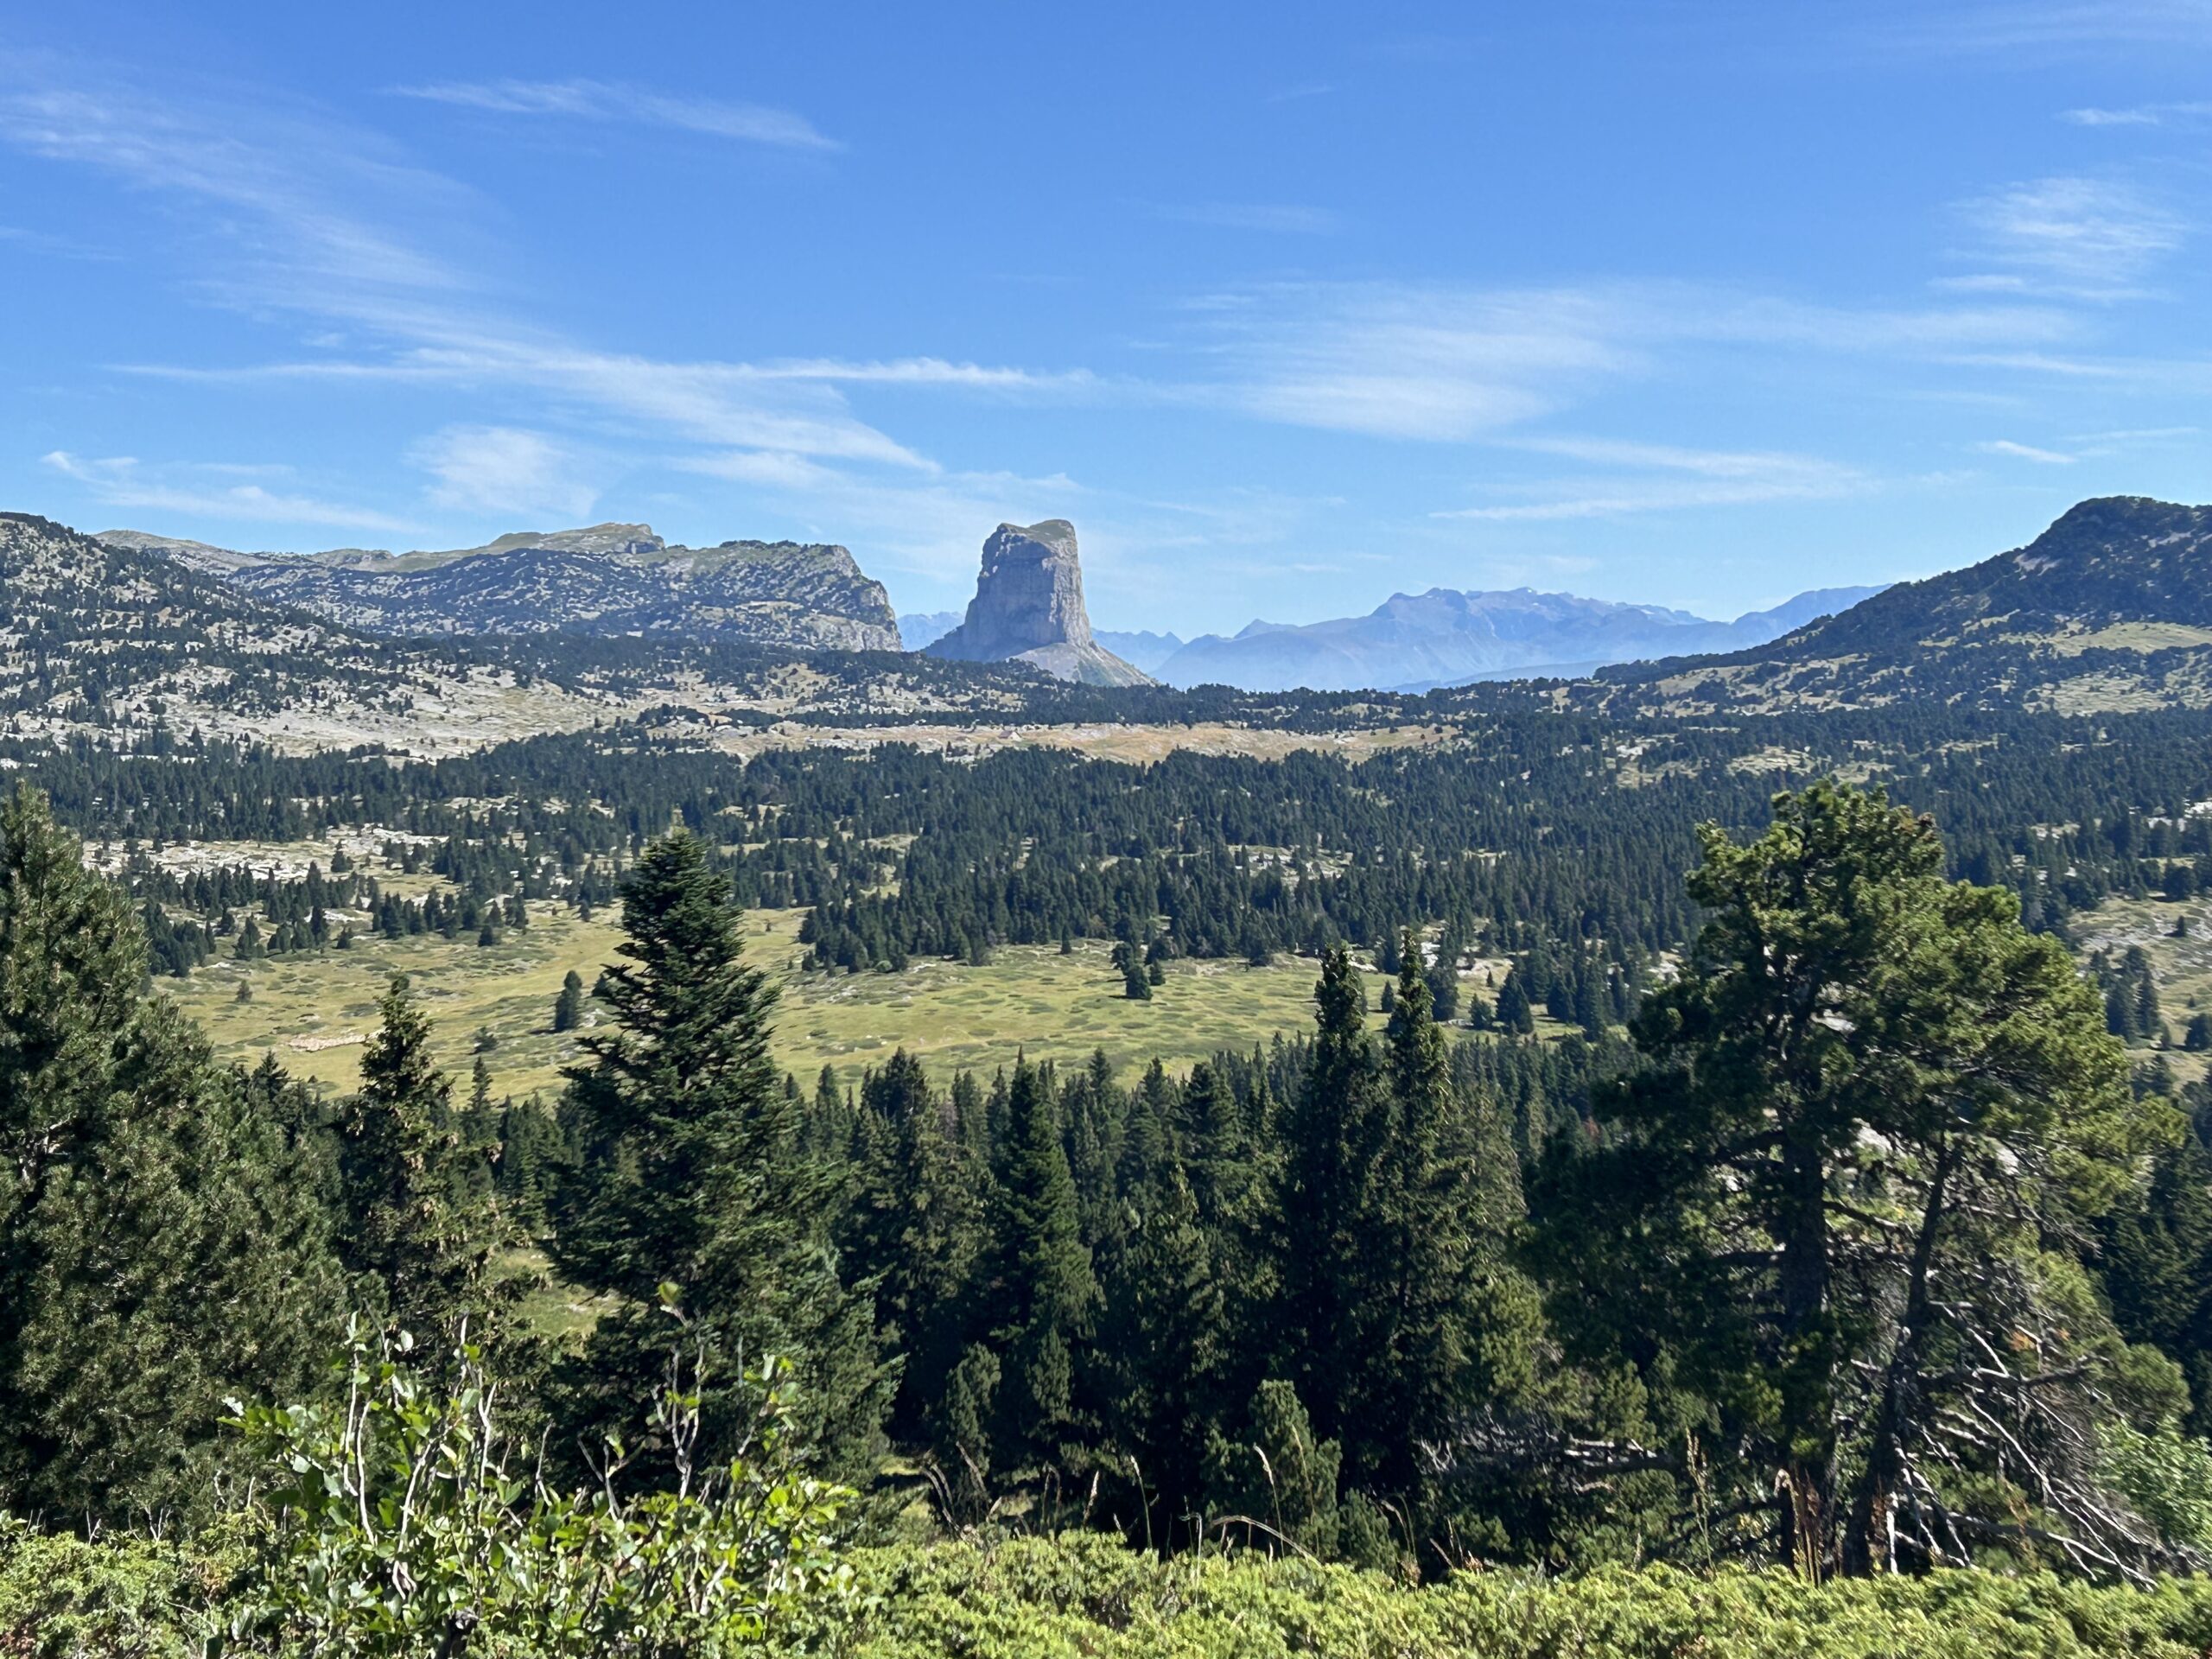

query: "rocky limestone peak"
left=944, top=519, right=1094, bottom=655
left=925, top=519, right=1152, bottom=686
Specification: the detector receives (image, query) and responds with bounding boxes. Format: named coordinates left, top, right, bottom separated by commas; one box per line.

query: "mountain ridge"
left=99, top=523, right=902, bottom=652
left=1580, top=496, right=2212, bottom=714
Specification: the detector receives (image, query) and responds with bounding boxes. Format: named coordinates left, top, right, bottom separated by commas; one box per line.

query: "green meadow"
left=171, top=900, right=1389, bottom=1103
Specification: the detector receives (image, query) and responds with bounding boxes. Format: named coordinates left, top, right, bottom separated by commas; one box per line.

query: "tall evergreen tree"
left=552, top=968, right=586, bottom=1033
left=1364, top=938, right=1541, bottom=1497
left=550, top=830, right=888, bottom=1478
left=1268, top=949, right=1388, bottom=1459
left=973, top=1055, right=1096, bottom=1478
left=1540, top=783, right=2168, bottom=1576
left=845, top=1049, right=982, bottom=1443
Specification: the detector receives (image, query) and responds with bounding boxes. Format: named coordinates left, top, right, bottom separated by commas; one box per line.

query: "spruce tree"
left=845, top=1049, right=982, bottom=1442
left=1097, top=1164, right=1227, bottom=1541
left=1363, top=938, right=1542, bottom=1496
left=1268, top=948, right=1387, bottom=1459
left=550, top=830, right=888, bottom=1479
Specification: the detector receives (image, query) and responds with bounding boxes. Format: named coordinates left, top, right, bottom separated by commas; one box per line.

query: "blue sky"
left=4, top=3, right=2212, bottom=633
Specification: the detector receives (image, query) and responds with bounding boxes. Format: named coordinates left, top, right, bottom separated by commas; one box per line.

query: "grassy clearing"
left=2070, top=889, right=2212, bottom=1086
left=170, top=902, right=1382, bottom=1101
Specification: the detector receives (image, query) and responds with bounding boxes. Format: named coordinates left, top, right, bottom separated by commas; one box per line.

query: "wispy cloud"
left=1879, top=3, right=2212, bottom=54
left=1955, top=175, right=2188, bottom=296
left=0, top=61, right=1090, bottom=516
left=2060, top=99, right=2212, bottom=125
left=678, top=453, right=1086, bottom=580
left=0, top=222, right=118, bottom=260
left=1191, top=280, right=2077, bottom=443
left=1977, top=437, right=2078, bottom=463
left=1433, top=442, right=1865, bottom=521
left=390, top=78, right=840, bottom=151
left=1149, top=201, right=1343, bottom=234
left=410, top=426, right=599, bottom=519
left=42, top=451, right=415, bottom=531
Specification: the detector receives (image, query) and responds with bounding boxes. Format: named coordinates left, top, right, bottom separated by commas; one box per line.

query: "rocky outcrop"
left=924, top=520, right=1152, bottom=686
left=98, top=524, right=903, bottom=652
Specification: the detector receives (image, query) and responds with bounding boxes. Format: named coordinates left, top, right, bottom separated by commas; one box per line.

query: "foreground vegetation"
left=14, top=1529, right=2212, bottom=1658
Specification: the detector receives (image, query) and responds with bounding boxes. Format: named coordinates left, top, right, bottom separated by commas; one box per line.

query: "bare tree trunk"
left=1842, top=1134, right=1955, bottom=1576
left=1777, top=1129, right=1836, bottom=1576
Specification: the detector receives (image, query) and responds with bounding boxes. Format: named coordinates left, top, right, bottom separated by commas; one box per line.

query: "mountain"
left=924, top=520, right=1153, bottom=686
left=1092, top=629, right=1185, bottom=675
left=99, top=524, right=902, bottom=652
left=1592, top=497, right=2212, bottom=714
left=1155, top=583, right=1885, bottom=692
left=899, top=611, right=964, bottom=650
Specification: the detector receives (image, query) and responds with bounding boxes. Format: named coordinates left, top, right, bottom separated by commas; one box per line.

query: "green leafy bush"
left=222, top=1319, right=851, bottom=1657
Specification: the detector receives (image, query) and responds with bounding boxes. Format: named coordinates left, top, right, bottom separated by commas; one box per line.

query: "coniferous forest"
left=14, top=682, right=2212, bottom=1654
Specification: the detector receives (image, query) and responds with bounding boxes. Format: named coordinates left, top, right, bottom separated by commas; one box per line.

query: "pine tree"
left=550, top=830, right=888, bottom=1479
left=1540, top=783, right=2158, bottom=1576
left=0, top=789, right=344, bottom=1525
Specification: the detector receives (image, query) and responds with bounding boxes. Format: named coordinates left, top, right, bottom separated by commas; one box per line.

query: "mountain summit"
left=925, top=520, right=1151, bottom=685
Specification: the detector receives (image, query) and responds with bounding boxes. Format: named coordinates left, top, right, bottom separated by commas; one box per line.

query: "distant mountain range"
left=1147, top=584, right=1885, bottom=692
left=99, top=523, right=901, bottom=652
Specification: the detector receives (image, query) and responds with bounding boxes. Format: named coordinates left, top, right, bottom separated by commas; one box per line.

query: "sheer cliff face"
left=924, top=520, right=1152, bottom=686
left=932, top=520, right=1094, bottom=657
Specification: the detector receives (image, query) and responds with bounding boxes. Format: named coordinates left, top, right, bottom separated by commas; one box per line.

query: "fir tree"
left=340, top=975, right=500, bottom=1335
left=1268, top=948, right=1388, bottom=1462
